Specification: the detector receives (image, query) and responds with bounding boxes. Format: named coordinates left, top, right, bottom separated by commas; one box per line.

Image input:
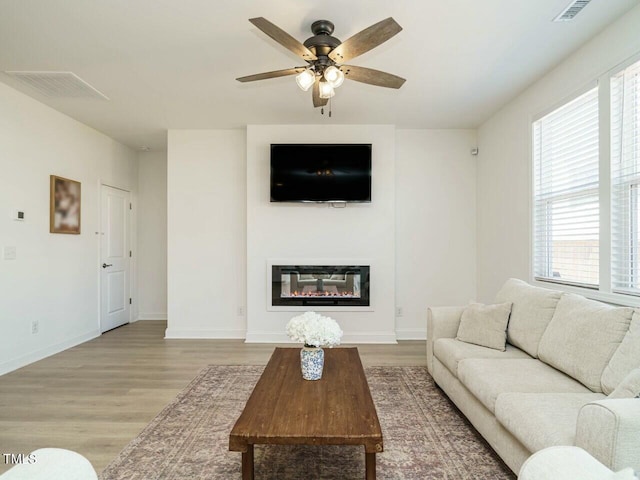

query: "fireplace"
left=271, top=265, right=370, bottom=307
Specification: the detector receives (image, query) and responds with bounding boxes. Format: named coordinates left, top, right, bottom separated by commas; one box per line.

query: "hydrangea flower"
left=286, top=311, right=343, bottom=348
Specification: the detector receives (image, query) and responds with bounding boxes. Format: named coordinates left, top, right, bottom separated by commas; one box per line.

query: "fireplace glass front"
left=272, top=265, right=370, bottom=307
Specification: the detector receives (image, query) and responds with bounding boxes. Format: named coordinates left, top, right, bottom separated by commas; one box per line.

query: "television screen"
left=270, top=144, right=372, bottom=203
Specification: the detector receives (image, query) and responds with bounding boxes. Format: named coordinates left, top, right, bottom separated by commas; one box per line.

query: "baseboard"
left=164, top=328, right=246, bottom=339
left=137, top=312, right=168, bottom=321
left=244, top=331, right=398, bottom=344
left=0, top=330, right=101, bottom=376
left=395, top=328, right=427, bottom=340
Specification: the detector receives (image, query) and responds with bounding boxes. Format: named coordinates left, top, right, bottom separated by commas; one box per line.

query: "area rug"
left=100, top=366, right=515, bottom=479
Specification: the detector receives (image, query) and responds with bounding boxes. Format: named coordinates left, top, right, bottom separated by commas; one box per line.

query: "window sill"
left=531, top=279, right=640, bottom=307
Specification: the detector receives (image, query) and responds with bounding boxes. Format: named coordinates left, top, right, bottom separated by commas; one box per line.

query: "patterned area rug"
left=100, top=366, right=515, bottom=479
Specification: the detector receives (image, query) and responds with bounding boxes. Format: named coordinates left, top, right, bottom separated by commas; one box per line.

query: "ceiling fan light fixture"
left=319, top=79, right=335, bottom=99
left=295, top=69, right=316, bottom=91
left=323, top=66, right=344, bottom=88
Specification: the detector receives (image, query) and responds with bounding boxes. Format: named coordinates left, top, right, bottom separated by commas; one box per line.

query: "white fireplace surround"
left=266, top=258, right=374, bottom=312
left=246, top=125, right=397, bottom=344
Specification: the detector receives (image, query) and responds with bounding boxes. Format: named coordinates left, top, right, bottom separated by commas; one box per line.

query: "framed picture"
left=50, top=175, right=81, bottom=234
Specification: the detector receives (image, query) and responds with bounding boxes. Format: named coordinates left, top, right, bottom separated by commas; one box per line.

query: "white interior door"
left=100, top=185, right=130, bottom=332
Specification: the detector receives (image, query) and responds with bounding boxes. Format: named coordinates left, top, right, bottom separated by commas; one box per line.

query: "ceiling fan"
left=236, top=17, right=406, bottom=111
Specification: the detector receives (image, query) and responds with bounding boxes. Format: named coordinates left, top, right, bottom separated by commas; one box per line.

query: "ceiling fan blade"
left=236, top=67, right=305, bottom=83
left=312, top=77, right=328, bottom=108
left=249, top=17, right=318, bottom=62
left=340, top=65, right=406, bottom=89
left=329, top=17, right=402, bottom=63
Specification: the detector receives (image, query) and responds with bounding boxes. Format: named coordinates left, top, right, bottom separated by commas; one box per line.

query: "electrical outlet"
left=3, top=246, right=16, bottom=260
left=238, top=306, right=245, bottom=316
left=396, top=307, right=403, bottom=317
left=31, top=320, right=39, bottom=334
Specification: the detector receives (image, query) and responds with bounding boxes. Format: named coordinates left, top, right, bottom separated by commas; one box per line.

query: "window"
left=532, top=87, right=600, bottom=287
left=611, top=59, right=640, bottom=294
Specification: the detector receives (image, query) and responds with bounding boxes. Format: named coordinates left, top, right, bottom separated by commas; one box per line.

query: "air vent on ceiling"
left=553, top=0, right=592, bottom=22
left=3, top=71, right=109, bottom=100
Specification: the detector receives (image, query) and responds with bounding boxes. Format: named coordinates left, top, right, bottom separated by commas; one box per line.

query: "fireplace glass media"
left=272, top=265, right=370, bottom=307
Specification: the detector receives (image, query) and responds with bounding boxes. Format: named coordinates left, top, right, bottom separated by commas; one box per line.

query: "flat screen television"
left=270, top=144, right=372, bottom=203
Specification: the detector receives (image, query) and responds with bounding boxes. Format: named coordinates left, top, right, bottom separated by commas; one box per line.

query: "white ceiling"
left=0, top=0, right=637, bottom=151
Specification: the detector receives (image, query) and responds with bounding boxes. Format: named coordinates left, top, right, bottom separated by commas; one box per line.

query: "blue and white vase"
left=300, top=345, right=324, bottom=380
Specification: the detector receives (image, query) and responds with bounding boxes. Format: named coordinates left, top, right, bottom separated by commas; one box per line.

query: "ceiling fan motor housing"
left=303, top=20, right=341, bottom=60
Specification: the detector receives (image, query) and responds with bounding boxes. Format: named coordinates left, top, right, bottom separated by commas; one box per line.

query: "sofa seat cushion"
left=458, top=358, right=592, bottom=413
left=495, top=392, right=604, bottom=452
left=602, top=311, right=640, bottom=395
left=433, top=338, right=532, bottom=377
left=495, top=278, right=563, bottom=358
left=538, top=294, right=633, bottom=393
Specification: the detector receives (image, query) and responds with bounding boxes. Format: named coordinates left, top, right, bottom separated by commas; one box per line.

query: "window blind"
left=611, top=59, right=640, bottom=294
left=533, top=87, right=599, bottom=286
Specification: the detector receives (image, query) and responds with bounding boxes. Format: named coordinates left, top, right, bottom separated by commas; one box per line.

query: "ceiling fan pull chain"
left=329, top=97, right=332, bottom=117
left=321, top=107, right=324, bottom=115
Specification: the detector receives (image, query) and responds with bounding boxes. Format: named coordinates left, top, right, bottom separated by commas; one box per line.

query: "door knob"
left=102, top=263, right=113, bottom=268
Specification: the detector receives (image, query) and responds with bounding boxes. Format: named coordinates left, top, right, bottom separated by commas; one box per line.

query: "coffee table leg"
left=365, top=452, right=376, bottom=480
left=242, top=444, right=254, bottom=480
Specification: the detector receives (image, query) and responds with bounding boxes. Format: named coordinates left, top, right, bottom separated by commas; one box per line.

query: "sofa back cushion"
left=494, top=278, right=562, bottom=357
left=538, top=294, right=633, bottom=392
left=608, top=368, right=640, bottom=399
left=601, top=310, right=640, bottom=394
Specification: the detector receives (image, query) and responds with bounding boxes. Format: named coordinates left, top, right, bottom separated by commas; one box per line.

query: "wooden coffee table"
left=229, top=347, right=383, bottom=479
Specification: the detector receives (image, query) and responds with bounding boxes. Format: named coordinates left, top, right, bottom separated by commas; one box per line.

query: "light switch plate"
left=3, top=246, right=16, bottom=260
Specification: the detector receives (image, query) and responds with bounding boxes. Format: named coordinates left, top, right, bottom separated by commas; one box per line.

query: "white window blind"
left=533, top=87, right=600, bottom=287
left=611, top=59, right=640, bottom=294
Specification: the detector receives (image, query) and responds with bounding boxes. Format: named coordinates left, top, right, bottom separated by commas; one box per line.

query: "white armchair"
left=0, top=448, right=97, bottom=480
left=519, top=446, right=637, bottom=480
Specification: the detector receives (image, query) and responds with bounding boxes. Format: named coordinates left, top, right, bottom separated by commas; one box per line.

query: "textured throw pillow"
left=608, top=368, right=640, bottom=399
left=495, top=278, right=563, bottom=358
left=456, top=302, right=512, bottom=351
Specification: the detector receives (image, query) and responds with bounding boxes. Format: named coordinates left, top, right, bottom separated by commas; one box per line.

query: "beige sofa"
left=426, top=278, right=640, bottom=474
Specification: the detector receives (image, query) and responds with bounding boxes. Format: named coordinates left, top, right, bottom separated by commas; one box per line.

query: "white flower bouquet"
left=286, top=311, right=343, bottom=348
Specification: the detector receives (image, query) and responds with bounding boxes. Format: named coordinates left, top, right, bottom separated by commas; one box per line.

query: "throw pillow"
left=608, top=368, right=640, bottom=399
left=456, top=302, right=512, bottom=351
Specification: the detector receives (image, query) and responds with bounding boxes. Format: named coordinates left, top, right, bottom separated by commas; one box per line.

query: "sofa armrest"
left=518, top=446, right=613, bottom=480
left=575, top=398, right=640, bottom=471
left=426, top=306, right=465, bottom=374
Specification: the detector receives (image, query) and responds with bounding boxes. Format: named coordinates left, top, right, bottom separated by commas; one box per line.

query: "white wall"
left=476, top=5, right=640, bottom=302
left=165, top=127, right=478, bottom=341
left=137, top=150, right=167, bottom=320
left=395, top=130, right=477, bottom=338
left=166, top=130, right=246, bottom=338
left=0, top=82, right=137, bottom=375
left=246, top=125, right=396, bottom=343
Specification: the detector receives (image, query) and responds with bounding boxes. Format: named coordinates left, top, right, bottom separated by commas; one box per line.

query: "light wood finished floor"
left=0, top=321, right=426, bottom=474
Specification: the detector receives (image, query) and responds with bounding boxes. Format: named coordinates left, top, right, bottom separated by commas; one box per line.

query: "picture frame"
left=50, top=175, right=81, bottom=234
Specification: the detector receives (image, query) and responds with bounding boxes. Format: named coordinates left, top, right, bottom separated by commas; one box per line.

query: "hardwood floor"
left=0, top=321, right=426, bottom=474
